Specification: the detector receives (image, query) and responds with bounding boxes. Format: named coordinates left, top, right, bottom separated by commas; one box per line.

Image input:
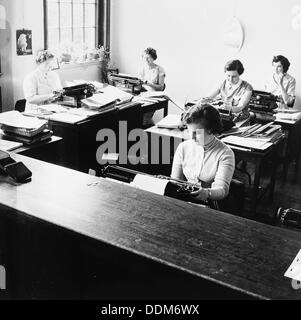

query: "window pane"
left=85, top=28, right=95, bottom=49
left=73, top=3, right=84, bottom=27
left=48, top=29, right=60, bottom=50
left=60, top=3, right=72, bottom=28
left=61, top=28, right=72, bottom=43
left=84, top=4, right=96, bottom=27
left=46, top=0, right=98, bottom=52
left=47, top=3, right=59, bottom=28
left=73, top=28, right=84, bottom=45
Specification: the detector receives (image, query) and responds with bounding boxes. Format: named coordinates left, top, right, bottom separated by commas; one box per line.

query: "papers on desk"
left=0, top=111, right=47, bottom=136
left=156, top=114, right=182, bottom=129
left=221, top=135, right=273, bottom=151
left=131, top=174, right=169, bottom=195
left=49, top=112, right=88, bottom=124
left=38, top=104, right=67, bottom=114
left=82, top=85, right=133, bottom=110
left=276, top=111, right=301, bottom=122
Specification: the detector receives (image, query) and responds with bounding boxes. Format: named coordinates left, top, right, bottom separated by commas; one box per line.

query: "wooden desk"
left=46, top=102, right=142, bottom=172
left=140, top=98, right=169, bottom=118
left=0, top=155, right=300, bottom=299
left=145, top=126, right=283, bottom=215
left=12, top=136, right=63, bottom=165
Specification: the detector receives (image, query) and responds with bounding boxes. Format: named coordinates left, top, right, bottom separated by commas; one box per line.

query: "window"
left=44, top=0, right=99, bottom=51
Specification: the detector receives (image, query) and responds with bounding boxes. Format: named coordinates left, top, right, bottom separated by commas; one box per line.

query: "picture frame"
left=16, top=29, right=33, bottom=56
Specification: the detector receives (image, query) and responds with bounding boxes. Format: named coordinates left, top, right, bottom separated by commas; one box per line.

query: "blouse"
left=264, top=73, right=296, bottom=107
left=23, top=68, right=62, bottom=111
left=219, top=80, right=253, bottom=120
left=140, top=64, right=165, bottom=90
left=171, top=137, right=235, bottom=200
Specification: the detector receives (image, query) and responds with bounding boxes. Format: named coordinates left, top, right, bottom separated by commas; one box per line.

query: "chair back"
left=219, top=178, right=245, bottom=216
left=15, top=99, right=26, bottom=112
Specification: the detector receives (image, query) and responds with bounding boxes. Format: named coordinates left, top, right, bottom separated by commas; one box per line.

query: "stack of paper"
left=221, top=135, right=272, bottom=151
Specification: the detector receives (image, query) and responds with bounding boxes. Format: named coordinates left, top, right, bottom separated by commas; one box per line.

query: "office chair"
left=15, top=99, right=26, bottom=112
left=219, top=179, right=245, bottom=216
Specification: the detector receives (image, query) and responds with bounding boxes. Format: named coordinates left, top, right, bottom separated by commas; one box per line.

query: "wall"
left=110, top=0, right=301, bottom=112
left=0, top=0, right=100, bottom=112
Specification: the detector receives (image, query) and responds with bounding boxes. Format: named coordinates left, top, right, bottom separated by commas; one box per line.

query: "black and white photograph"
left=1, top=0, right=301, bottom=310
left=16, top=29, right=32, bottom=56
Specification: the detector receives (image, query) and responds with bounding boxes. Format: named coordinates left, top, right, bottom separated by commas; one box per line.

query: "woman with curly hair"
left=23, top=50, right=62, bottom=112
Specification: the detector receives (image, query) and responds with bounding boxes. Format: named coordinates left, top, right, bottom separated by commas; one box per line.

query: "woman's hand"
left=275, top=73, right=285, bottom=87
left=190, top=187, right=209, bottom=202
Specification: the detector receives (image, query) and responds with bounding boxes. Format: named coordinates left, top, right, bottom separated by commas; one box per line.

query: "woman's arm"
left=191, top=148, right=235, bottom=201
left=280, top=76, right=296, bottom=107
left=231, top=87, right=253, bottom=114
left=171, top=144, right=186, bottom=181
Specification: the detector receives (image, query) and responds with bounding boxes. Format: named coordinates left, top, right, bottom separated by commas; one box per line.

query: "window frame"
left=43, top=0, right=110, bottom=52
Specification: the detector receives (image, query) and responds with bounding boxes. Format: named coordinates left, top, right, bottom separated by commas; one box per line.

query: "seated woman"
left=23, top=50, right=62, bottom=112
left=171, top=104, right=235, bottom=202
left=201, top=60, right=253, bottom=123
left=264, top=55, right=296, bottom=108
left=139, top=47, right=166, bottom=127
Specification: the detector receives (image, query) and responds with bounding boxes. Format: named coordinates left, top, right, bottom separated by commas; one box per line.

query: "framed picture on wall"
left=16, top=29, right=33, bottom=56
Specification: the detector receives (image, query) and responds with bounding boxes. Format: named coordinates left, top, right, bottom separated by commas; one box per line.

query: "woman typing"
left=171, top=104, right=235, bottom=202
left=23, top=50, right=62, bottom=112
left=139, top=47, right=166, bottom=127
left=201, top=60, right=253, bottom=123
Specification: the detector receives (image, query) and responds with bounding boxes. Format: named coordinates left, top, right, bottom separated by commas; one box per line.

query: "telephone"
left=0, top=151, right=32, bottom=183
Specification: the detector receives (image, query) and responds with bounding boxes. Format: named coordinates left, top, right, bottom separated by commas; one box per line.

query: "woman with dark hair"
left=201, top=59, right=253, bottom=122
left=171, top=104, right=235, bottom=201
left=23, top=50, right=62, bottom=112
left=264, top=55, right=296, bottom=108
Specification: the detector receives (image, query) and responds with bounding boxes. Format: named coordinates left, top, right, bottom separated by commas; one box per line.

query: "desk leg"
left=164, top=104, right=168, bottom=117
left=269, top=158, right=278, bottom=200
left=251, top=158, right=262, bottom=215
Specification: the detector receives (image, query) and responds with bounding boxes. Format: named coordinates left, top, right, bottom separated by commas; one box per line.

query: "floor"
left=236, top=159, right=301, bottom=228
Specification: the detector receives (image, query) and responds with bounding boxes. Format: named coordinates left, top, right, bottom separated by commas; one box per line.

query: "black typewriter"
left=101, top=165, right=217, bottom=208
left=249, top=90, right=279, bottom=113
left=183, top=100, right=235, bottom=133
left=108, top=73, right=143, bottom=94
left=57, top=83, right=97, bottom=108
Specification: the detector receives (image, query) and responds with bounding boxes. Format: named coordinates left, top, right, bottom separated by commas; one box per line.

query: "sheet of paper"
left=131, top=174, right=169, bottom=196
left=285, top=250, right=301, bottom=282
left=276, top=112, right=301, bottom=121
left=49, top=113, right=87, bottom=124
left=156, top=114, right=182, bottom=129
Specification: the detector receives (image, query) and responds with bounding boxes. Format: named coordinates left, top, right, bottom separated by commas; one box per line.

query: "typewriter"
left=108, top=72, right=143, bottom=94
left=275, top=207, right=301, bottom=231
left=183, top=99, right=235, bottom=133
left=101, top=165, right=218, bottom=208
left=57, top=83, right=97, bottom=108
left=249, top=90, right=280, bottom=113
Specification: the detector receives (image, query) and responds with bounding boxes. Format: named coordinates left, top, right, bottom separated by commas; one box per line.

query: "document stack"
left=221, top=122, right=283, bottom=151
left=0, top=111, right=52, bottom=145
left=81, top=85, right=133, bottom=112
